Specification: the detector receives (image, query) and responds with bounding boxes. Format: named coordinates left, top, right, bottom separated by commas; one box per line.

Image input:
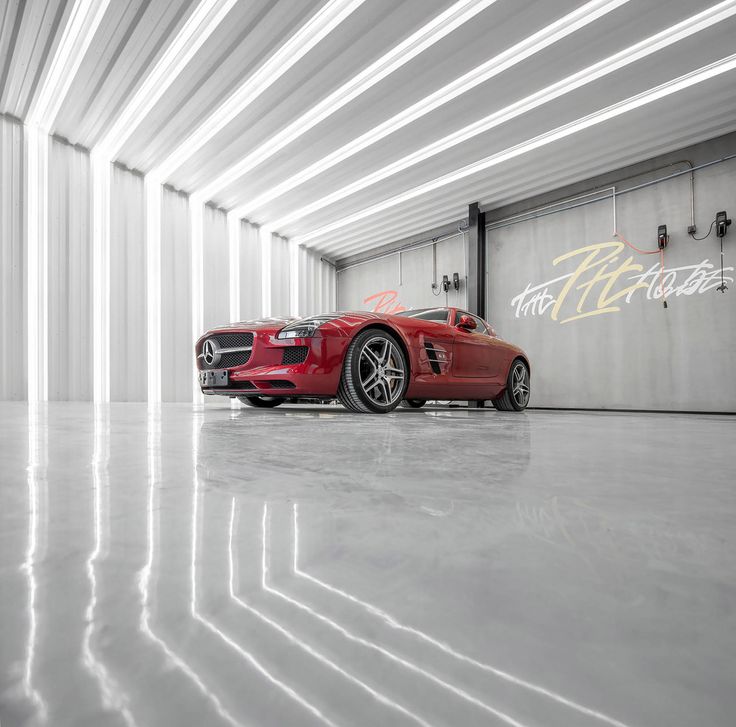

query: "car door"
left=451, top=311, right=502, bottom=380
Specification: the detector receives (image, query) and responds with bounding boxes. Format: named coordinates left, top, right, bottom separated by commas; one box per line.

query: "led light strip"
left=234, top=0, right=631, bottom=220
left=227, top=214, right=241, bottom=409
left=155, top=0, right=366, bottom=182
left=198, top=0, right=498, bottom=202
left=25, top=0, right=110, bottom=402
left=190, top=195, right=205, bottom=407
left=271, top=0, right=736, bottom=233
left=297, top=54, right=736, bottom=246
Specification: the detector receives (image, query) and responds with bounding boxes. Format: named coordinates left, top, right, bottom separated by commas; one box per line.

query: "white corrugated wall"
left=0, top=118, right=337, bottom=402
left=238, top=219, right=262, bottom=321
left=0, top=115, right=25, bottom=399
left=110, top=163, right=146, bottom=401
left=47, top=136, right=92, bottom=401
left=160, top=186, right=191, bottom=403
left=300, top=245, right=336, bottom=316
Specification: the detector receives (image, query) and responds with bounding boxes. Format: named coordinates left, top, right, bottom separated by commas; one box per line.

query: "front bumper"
left=195, top=329, right=348, bottom=397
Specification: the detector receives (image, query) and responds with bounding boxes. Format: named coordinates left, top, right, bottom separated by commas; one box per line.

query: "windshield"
left=395, top=308, right=449, bottom=323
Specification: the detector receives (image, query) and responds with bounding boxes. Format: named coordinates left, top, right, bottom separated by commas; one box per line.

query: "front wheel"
left=238, top=395, right=283, bottom=408
left=492, top=360, right=530, bottom=411
left=400, top=399, right=426, bottom=409
left=337, top=329, right=408, bottom=413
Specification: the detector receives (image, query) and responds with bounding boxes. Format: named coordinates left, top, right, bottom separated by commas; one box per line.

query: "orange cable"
left=614, top=231, right=667, bottom=307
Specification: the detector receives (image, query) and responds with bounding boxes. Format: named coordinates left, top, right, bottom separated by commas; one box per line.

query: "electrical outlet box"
left=687, top=225, right=696, bottom=235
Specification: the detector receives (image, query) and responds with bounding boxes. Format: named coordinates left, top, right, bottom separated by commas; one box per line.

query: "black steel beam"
left=465, top=201, right=486, bottom=316
left=466, top=202, right=487, bottom=408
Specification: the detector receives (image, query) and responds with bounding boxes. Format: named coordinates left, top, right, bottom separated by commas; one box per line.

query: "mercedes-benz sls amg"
left=195, top=308, right=530, bottom=413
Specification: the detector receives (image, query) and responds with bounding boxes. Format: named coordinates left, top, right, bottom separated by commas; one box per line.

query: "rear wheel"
left=400, top=399, right=426, bottom=409
left=337, top=329, right=408, bottom=413
left=492, top=359, right=530, bottom=411
left=238, top=395, right=283, bottom=408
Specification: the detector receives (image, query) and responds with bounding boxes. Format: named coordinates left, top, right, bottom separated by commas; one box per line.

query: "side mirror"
left=456, top=314, right=476, bottom=331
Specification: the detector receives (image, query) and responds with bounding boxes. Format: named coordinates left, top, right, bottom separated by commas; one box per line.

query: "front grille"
left=282, top=346, right=309, bottom=365
left=198, top=332, right=254, bottom=370
left=215, top=332, right=254, bottom=349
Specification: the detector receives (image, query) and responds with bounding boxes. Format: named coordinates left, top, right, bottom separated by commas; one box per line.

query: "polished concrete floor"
left=0, top=402, right=734, bottom=727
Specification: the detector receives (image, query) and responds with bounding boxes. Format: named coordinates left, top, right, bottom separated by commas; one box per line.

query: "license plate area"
left=199, top=369, right=229, bottom=387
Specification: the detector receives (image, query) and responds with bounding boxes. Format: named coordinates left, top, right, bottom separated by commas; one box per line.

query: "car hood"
left=197, top=311, right=400, bottom=345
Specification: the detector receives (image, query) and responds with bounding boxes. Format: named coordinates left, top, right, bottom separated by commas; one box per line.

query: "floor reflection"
left=84, top=407, right=135, bottom=726
left=1, top=403, right=734, bottom=726
left=24, top=405, right=47, bottom=723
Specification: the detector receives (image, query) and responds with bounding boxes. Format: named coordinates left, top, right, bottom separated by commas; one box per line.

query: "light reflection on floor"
left=1, top=402, right=734, bottom=726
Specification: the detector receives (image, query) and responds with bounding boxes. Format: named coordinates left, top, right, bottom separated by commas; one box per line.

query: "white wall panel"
left=270, top=233, right=290, bottom=317
left=160, top=187, right=191, bottom=402
left=47, top=137, right=92, bottom=401
left=110, top=164, right=146, bottom=401
left=0, top=114, right=25, bottom=399
left=202, top=204, right=229, bottom=331
left=299, top=246, right=336, bottom=315
left=238, top=220, right=262, bottom=320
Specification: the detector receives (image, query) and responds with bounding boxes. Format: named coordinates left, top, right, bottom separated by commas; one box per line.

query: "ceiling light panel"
left=96, top=0, right=238, bottom=159
left=211, top=0, right=586, bottom=211
left=50, top=0, right=226, bottom=149
left=222, top=0, right=723, bottom=218
left=270, top=1, right=736, bottom=234
left=195, top=0, right=500, bottom=202
left=154, top=0, right=367, bottom=182
left=296, top=54, right=736, bottom=246
left=232, top=0, right=631, bottom=219
left=1, top=1, right=65, bottom=118
left=28, top=0, right=110, bottom=130
left=328, top=99, right=736, bottom=259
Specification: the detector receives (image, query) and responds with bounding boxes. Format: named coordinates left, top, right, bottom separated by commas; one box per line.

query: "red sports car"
left=195, top=307, right=530, bottom=413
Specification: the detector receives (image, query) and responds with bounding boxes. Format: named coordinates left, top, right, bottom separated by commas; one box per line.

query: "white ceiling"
left=2, top=0, right=736, bottom=260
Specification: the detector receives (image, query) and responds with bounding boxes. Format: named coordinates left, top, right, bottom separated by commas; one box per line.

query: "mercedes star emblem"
left=202, top=339, right=221, bottom=367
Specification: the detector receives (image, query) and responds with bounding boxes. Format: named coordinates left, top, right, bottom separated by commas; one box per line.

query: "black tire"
left=400, top=399, right=426, bottom=409
left=337, top=328, right=408, bottom=413
left=238, top=395, right=284, bottom=408
left=492, top=359, right=530, bottom=411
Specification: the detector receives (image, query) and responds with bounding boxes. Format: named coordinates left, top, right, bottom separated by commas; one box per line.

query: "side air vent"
left=424, top=342, right=442, bottom=375
left=282, top=346, right=309, bottom=365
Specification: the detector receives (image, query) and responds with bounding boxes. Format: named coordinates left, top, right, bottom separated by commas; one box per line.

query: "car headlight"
left=276, top=315, right=336, bottom=339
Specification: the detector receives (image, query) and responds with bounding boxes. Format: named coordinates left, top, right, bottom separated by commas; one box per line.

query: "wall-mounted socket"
left=687, top=224, right=697, bottom=234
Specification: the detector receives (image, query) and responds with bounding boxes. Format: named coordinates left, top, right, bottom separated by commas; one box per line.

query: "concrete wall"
left=337, top=233, right=466, bottom=313
left=488, top=134, right=736, bottom=412
left=338, top=133, right=736, bottom=412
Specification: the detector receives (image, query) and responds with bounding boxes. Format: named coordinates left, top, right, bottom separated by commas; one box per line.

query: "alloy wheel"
left=358, top=336, right=406, bottom=407
left=511, top=362, right=530, bottom=408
